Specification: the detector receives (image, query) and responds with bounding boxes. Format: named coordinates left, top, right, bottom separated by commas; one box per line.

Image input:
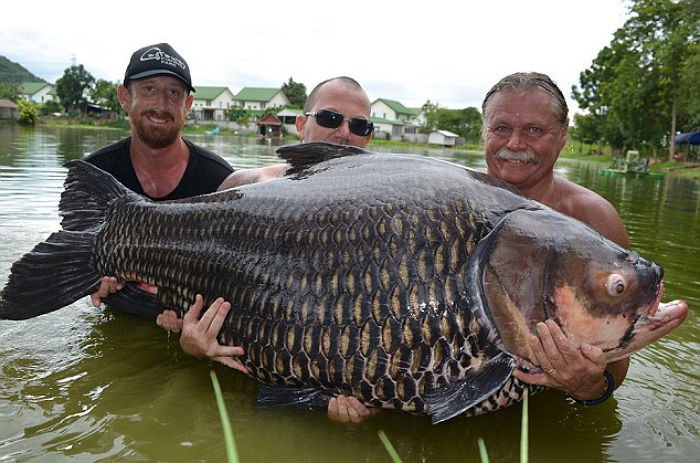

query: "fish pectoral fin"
left=426, top=354, right=514, bottom=424
left=255, top=385, right=334, bottom=411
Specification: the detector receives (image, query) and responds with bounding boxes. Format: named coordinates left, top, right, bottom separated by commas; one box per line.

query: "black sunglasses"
left=305, top=109, right=374, bottom=137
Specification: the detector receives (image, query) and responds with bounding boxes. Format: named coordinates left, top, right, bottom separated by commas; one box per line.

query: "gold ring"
left=546, top=368, right=556, bottom=375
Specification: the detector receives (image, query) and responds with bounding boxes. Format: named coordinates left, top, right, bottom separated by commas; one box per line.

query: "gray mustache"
left=494, top=149, right=540, bottom=165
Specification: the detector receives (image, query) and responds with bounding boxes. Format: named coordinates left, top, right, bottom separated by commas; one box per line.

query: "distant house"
left=19, top=82, right=55, bottom=104
left=257, top=113, right=282, bottom=137
left=428, top=129, right=460, bottom=147
left=234, top=87, right=290, bottom=111
left=0, top=99, right=19, bottom=119
left=276, top=108, right=302, bottom=135
left=370, top=98, right=424, bottom=137
left=370, top=116, right=404, bottom=139
left=191, top=86, right=236, bottom=121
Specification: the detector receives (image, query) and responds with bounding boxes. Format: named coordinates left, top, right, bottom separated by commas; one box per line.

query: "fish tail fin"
left=0, top=160, right=133, bottom=320
left=1, top=231, right=101, bottom=319
left=59, top=159, right=135, bottom=231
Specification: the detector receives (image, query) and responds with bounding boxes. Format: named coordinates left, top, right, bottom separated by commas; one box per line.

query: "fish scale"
left=63, top=177, right=517, bottom=413
left=1, top=142, right=674, bottom=423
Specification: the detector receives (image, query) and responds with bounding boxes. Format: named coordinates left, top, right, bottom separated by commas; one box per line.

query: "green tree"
left=91, top=79, right=121, bottom=115
left=419, top=100, right=440, bottom=134
left=423, top=104, right=482, bottom=143
left=55, top=64, right=95, bottom=115
left=572, top=0, right=698, bottom=160
left=281, top=77, right=307, bottom=108
left=0, top=82, right=20, bottom=102
left=228, top=108, right=253, bottom=128
left=571, top=113, right=601, bottom=153
left=38, top=99, right=64, bottom=116
left=17, top=99, right=36, bottom=125
left=679, top=42, right=700, bottom=128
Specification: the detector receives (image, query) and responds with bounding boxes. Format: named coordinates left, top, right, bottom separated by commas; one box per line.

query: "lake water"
left=0, top=123, right=698, bottom=463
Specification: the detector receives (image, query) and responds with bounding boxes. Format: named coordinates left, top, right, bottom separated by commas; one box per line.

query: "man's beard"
left=132, top=109, right=182, bottom=149
left=494, top=148, right=541, bottom=165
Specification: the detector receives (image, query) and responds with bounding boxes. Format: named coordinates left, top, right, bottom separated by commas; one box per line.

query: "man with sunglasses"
left=150, top=76, right=378, bottom=422
left=215, top=76, right=374, bottom=189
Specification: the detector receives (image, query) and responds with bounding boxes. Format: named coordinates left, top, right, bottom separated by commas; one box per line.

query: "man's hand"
left=327, top=395, right=377, bottom=423
left=513, top=319, right=612, bottom=401
left=90, top=276, right=125, bottom=307
left=156, top=310, right=183, bottom=332
left=180, top=295, right=248, bottom=374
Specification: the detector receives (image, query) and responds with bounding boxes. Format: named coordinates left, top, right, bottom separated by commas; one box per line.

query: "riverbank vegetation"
left=3, top=1, right=697, bottom=178
left=20, top=117, right=699, bottom=180
left=571, top=0, right=699, bottom=162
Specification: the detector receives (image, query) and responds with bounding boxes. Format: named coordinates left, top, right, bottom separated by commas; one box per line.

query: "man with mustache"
left=83, top=43, right=233, bottom=200
left=481, top=72, right=630, bottom=405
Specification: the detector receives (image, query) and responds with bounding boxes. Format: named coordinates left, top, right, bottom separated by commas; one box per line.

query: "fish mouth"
left=642, top=280, right=663, bottom=319
left=605, top=281, right=687, bottom=362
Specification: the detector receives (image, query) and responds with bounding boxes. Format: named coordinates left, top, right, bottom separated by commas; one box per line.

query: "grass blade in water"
left=477, top=438, right=490, bottom=463
left=521, top=389, right=529, bottom=463
left=378, top=430, right=403, bottom=463
left=210, top=370, right=240, bottom=463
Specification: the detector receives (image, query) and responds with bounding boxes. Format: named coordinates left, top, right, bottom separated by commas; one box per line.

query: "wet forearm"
left=606, top=357, right=630, bottom=389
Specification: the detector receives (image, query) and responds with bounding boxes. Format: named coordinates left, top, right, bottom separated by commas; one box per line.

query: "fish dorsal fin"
left=276, top=142, right=371, bottom=173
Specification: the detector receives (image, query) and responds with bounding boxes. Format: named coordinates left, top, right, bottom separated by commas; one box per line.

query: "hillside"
left=0, top=56, right=44, bottom=83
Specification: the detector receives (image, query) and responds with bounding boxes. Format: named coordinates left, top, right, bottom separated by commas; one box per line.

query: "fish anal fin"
left=426, top=354, right=514, bottom=424
left=101, top=284, right=164, bottom=319
left=255, top=385, right=334, bottom=411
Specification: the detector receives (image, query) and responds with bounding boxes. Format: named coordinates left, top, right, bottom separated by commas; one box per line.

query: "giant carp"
left=0, top=142, right=688, bottom=423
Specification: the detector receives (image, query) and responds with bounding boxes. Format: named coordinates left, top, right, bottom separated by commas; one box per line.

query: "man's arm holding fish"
left=91, top=278, right=247, bottom=372
left=513, top=183, right=630, bottom=402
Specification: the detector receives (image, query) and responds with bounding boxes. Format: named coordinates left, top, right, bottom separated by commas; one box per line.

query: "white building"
left=276, top=108, right=302, bottom=135
left=370, top=98, right=424, bottom=138
left=19, top=82, right=55, bottom=104
left=191, top=86, right=236, bottom=121
left=428, top=129, right=460, bottom=147
left=233, top=87, right=290, bottom=111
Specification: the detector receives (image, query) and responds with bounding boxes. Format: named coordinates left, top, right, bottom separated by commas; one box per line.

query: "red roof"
left=258, top=114, right=281, bottom=126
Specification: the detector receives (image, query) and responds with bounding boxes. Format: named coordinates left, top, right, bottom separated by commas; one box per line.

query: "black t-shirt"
left=83, top=137, right=234, bottom=201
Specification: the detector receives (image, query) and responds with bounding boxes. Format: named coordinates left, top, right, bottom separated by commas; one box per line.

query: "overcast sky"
left=2, top=0, right=630, bottom=115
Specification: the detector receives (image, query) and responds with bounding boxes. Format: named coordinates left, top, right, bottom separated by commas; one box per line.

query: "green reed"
left=211, top=369, right=529, bottom=463
left=210, top=370, right=240, bottom=463
left=378, top=390, right=530, bottom=463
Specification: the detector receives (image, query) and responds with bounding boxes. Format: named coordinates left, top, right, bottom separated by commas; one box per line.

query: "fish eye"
left=605, top=274, right=627, bottom=297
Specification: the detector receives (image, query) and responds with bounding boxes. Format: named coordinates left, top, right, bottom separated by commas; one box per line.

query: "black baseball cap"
left=123, top=43, right=195, bottom=93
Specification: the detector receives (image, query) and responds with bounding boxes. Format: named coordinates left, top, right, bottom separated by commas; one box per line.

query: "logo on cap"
left=139, top=47, right=187, bottom=71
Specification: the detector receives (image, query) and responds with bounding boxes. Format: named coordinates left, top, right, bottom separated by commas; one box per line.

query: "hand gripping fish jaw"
left=467, top=208, right=684, bottom=367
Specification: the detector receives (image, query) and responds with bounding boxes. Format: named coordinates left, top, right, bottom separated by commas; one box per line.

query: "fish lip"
left=632, top=278, right=663, bottom=326
left=634, top=282, right=688, bottom=330
left=647, top=280, right=663, bottom=318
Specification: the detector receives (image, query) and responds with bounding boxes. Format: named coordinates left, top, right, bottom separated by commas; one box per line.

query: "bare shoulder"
left=217, top=164, right=287, bottom=191
left=554, top=178, right=629, bottom=247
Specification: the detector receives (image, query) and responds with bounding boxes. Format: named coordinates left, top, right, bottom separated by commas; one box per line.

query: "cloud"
left=2, top=0, right=628, bottom=115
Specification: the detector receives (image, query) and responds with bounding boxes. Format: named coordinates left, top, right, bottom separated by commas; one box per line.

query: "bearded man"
left=84, top=43, right=233, bottom=200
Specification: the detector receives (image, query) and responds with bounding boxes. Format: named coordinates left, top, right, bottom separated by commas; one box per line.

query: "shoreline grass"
left=26, top=119, right=700, bottom=180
